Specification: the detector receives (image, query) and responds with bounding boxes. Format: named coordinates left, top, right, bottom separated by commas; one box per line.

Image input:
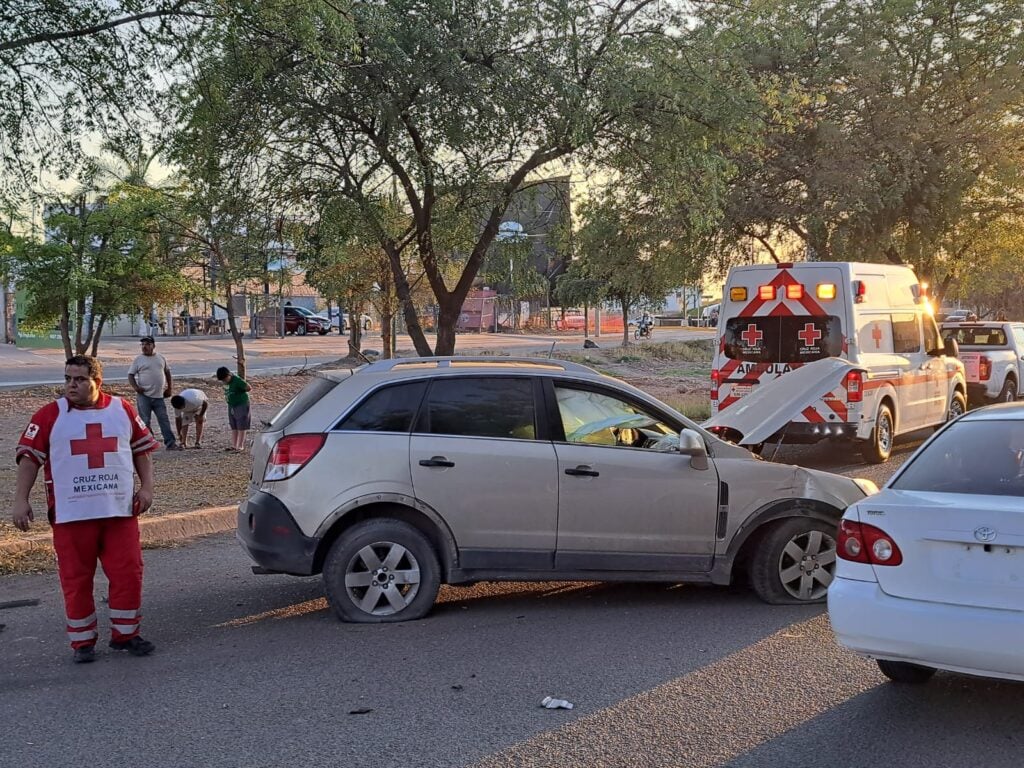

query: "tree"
left=0, top=1, right=211, bottom=204
left=7, top=186, right=183, bottom=356
left=177, top=0, right=689, bottom=355
left=572, top=195, right=680, bottom=346
left=705, top=0, right=1024, bottom=292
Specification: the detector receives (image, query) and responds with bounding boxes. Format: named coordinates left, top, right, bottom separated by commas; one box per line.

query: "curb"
left=0, top=505, right=237, bottom=557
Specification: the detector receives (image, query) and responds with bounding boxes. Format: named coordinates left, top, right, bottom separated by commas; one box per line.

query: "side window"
left=858, top=316, right=894, bottom=353
left=422, top=377, right=536, bottom=439
left=891, top=313, right=921, bottom=354
left=335, top=381, right=426, bottom=432
left=1013, top=327, right=1024, bottom=350
left=555, top=385, right=679, bottom=451
left=923, top=317, right=941, bottom=354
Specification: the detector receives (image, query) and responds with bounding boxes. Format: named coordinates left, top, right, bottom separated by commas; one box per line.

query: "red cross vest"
left=49, top=397, right=136, bottom=523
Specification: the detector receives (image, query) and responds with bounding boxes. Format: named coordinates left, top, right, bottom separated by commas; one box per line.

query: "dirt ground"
left=0, top=341, right=714, bottom=565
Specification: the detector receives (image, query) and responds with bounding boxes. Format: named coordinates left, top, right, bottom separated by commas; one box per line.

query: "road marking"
left=470, top=614, right=881, bottom=768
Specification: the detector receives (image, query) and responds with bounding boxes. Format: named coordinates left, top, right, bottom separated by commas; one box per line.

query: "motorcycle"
left=634, top=320, right=652, bottom=340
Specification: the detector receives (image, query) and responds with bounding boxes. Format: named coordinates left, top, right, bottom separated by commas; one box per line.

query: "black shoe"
left=73, top=646, right=96, bottom=664
left=109, top=636, right=155, bottom=656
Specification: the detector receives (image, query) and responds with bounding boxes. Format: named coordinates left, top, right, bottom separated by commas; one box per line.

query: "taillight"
left=837, top=519, right=903, bottom=566
left=979, top=356, right=991, bottom=381
left=711, top=369, right=720, bottom=401
left=845, top=370, right=863, bottom=403
left=264, top=434, right=326, bottom=481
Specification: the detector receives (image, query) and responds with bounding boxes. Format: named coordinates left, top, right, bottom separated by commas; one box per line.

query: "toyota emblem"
left=974, top=526, right=998, bottom=543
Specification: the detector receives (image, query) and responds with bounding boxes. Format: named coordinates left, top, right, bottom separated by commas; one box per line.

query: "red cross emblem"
left=871, top=324, right=883, bottom=349
left=740, top=323, right=763, bottom=347
left=70, top=423, right=119, bottom=469
left=798, top=322, right=822, bottom=346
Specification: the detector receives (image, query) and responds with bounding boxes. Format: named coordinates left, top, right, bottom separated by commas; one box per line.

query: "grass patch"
left=0, top=547, right=56, bottom=575
left=661, top=392, right=713, bottom=422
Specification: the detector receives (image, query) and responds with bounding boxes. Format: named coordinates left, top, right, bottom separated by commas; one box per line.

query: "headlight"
left=852, top=477, right=879, bottom=496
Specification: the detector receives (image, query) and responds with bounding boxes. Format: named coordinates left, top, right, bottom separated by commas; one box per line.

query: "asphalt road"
left=3, top=535, right=1022, bottom=768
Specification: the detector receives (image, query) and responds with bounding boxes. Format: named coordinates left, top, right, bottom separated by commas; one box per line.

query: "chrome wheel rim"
left=778, top=529, right=837, bottom=600
left=877, top=413, right=892, bottom=454
left=949, top=398, right=966, bottom=418
left=344, top=541, right=421, bottom=616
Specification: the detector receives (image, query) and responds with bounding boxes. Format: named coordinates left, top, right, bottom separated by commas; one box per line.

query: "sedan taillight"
left=264, top=434, right=326, bottom=481
left=837, top=519, right=903, bottom=566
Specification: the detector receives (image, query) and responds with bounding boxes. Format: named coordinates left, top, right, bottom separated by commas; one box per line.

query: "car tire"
left=998, top=378, right=1017, bottom=403
left=317, top=329, right=328, bottom=336
left=749, top=517, right=838, bottom=604
left=861, top=403, right=894, bottom=464
left=322, top=519, right=441, bottom=623
left=296, top=323, right=307, bottom=336
left=946, top=390, right=967, bottom=421
left=876, top=659, right=936, bottom=684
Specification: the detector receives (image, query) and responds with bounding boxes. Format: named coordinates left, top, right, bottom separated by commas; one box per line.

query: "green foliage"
left=703, top=0, right=1024, bottom=290
left=177, top=0, right=693, bottom=354
left=0, top=1, right=210, bottom=204
left=7, top=184, right=185, bottom=354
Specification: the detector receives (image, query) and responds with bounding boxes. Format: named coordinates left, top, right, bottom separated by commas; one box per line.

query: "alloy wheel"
left=343, top=541, right=422, bottom=616
left=777, top=529, right=837, bottom=600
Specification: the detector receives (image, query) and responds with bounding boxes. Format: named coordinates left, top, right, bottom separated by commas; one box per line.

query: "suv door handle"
left=419, top=456, right=455, bottom=468
left=565, top=465, right=599, bottom=477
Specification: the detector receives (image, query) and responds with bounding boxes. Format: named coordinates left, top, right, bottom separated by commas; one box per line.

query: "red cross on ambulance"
left=798, top=323, right=822, bottom=346
left=740, top=323, right=763, bottom=347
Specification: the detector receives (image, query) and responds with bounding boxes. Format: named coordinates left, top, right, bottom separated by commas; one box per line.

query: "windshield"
left=892, top=420, right=1024, bottom=496
left=723, top=315, right=843, bottom=363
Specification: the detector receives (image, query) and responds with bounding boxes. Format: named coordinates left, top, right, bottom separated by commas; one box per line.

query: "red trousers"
left=52, top=516, right=144, bottom=649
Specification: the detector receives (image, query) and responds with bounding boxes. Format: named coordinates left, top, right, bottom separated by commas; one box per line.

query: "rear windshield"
left=267, top=375, right=339, bottom=430
left=942, top=326, right=1007, bottom=346
left=892, top=420, right=1024, bottom=496
left=722, top=315, right=843, bottom=363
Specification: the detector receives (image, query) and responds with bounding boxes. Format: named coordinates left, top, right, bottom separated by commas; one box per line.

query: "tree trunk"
left=381, top=307, right=393, bottom=360
left=620, top=298, right=632, bottom=346
left=59, top=304, right=73, bottom=359
left=224, top=282, right=246, bottom=379
left=434, top=297, right=462, bottom=356
left=88, top=316, right=107, bottom=357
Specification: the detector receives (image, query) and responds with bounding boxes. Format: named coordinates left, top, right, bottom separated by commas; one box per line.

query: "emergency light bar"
left=730, top=287, right=747, bottom=301
left=817, top=283, right=836, bottom=300
left=786, top=284, right=803, bottom=300
left=758, top=285, right=775, bottom=300
left=852, top=280, right=866, bottom=303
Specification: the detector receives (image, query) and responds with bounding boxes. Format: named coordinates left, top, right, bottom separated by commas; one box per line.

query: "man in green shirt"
left=215, top=366, right=252, bottom=452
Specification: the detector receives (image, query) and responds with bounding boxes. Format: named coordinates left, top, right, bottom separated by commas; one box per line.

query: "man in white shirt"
left=127, top=336, right=182, bottom=451
left=170, top=388, right=209, bottom=448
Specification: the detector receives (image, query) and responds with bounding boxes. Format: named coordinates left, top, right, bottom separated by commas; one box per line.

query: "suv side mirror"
left=943, top=337, right=959, bottom=358
left=678, top=429, right=709, bottom=471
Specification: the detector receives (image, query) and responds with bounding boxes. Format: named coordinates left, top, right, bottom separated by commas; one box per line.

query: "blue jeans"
left=137, top=395, right=177, bottom=448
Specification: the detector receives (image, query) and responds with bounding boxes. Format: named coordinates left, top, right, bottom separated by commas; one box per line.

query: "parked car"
left=238, top=357, right=874, bottom=623
left=283, top=306, right=331, bottom=336
left=829, top=402, right=1024, bottom=684
left=940, top=321, right=1024, bottom=405
left=328, top=308, right=373, bottom=333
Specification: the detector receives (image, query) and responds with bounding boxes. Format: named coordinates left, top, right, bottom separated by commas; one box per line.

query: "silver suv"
left=238, top=357, right=873, bottom=622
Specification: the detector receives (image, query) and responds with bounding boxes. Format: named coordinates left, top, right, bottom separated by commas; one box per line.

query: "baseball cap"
left=140, top=336, right=155, bottom=344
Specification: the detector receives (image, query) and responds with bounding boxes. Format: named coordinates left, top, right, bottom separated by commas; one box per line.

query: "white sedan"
left=829, top=402, right=1024, bottom=684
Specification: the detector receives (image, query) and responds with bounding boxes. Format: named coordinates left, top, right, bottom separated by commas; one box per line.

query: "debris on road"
left=540, top=696, right=574, bottom=710
left=348, top=707, right=374, bottom=715
left=0, top=598, right=40, bottom=610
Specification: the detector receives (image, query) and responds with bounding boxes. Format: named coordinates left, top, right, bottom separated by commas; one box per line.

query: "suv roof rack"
left=369, top=356, right=596, bottom=374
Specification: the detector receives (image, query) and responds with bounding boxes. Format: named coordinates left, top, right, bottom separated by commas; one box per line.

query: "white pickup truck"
left=940, top=322, right=1024, bottom=405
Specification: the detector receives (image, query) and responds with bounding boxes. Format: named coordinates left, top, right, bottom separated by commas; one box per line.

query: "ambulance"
left=703, top=262, right=966, bottom=463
